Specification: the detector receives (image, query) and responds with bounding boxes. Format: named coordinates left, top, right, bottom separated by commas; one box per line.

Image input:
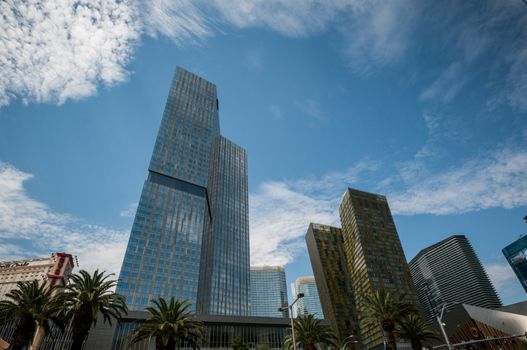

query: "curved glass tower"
left=410, top=235, right=502, bottom=322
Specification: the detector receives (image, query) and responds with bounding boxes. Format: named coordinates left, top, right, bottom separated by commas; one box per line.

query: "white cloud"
left=249, top=146, right=527, bottom=265
left=141, top=0, right=418, bottom=74
left=210, top=0, right=348, bottom=38
left=0, top=0, right=375, bottom=108
left=484, top=263, right=524, bottom=304
left=139, top=0, right=212, bottom=45
left=0, top=0, right=140, bottom=107
left=427, top=1, right=527, bottom=112
left=503, top=46, right=527, bottom=112
left=289, top=161, right=379, bottom=195
left=250, top=182, right=337, bottom=266
left=249, top=161, right=377, bottom=266
left=341, top=0, right=418, bottom=74
left=0, top=162, right=128, bottom=275
left=210, top=0, right=420, bottom=74
left=120, top=202, right=138, bottom=218
left=420, top=62, right=466, bottom=103
left=397, top=113, right=466, bottom=183
left=3, top=0, right=526, bottom=112
left=389, top=148, right=527, bottom=215
left=298, top=98, right=326, bottom=123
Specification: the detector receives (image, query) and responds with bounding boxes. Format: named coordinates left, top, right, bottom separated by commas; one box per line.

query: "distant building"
left=0, top=252, right=75, bottom=300
left=306, top=223, right=358, bottom=343
left=294, top=276, right=324, bottom=318
left=339, top=188, right=417, bottom=350
left=502, top=235, right=527, bottom=294
left=410, top=235, right=502, bottom=322
left=250, top=266, right=288, bottom=318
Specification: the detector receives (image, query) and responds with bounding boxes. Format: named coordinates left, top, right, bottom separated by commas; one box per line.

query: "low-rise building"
left=0, top=252, right=75, bottom=300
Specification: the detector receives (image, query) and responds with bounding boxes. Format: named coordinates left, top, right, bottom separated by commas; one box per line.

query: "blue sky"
left=1, top=0, right=527, bottom=305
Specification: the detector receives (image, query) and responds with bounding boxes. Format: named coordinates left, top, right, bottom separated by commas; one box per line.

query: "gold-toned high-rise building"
left=339, top=188, right=417, bottom=349
left=306, top=223, right=359, bottom=346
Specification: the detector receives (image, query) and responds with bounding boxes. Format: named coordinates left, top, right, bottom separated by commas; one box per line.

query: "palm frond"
left=0, top=280, right=65, bottom=349
left=284, top=314, right=338, bottom=350
left=131, top=297, right=204, bottom=350
left=396, top=313, right=439, bottom=342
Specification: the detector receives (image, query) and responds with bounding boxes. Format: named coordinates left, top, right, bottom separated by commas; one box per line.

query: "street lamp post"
left=279, top=293, right=305, bottom=350
left=436, top=304, right=454, bottom=350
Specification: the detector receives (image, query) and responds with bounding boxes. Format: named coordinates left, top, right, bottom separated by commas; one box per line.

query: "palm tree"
left=396, top=313, right=438, bottom=350
left=0, top=281, right=64, bottom=350
left=360, top=289, right=414, bottom=350
left=284, top=314, right=338, bottom=350
left=60, top=270, right=127, bottom=350
left=231, top=336, right=249, bottom=350
left=131, top=297, right=204, bottom=350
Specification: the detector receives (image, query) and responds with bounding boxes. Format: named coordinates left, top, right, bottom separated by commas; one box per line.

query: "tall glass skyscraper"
left=250, top=266, right=289, bottom=318
left=116, top=67, right=249, bottom=315
left=197, top=136, right=250, bottom=316
left=293, top=276, right=324, bottom=319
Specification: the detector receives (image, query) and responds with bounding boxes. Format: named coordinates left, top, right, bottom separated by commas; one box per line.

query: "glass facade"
left=250, top=266, right=289, bottom=318
left=306, top=223, right=358, bottom=344
left=198, top=137, right=250, bottom=316
left=410, top=235, right=502, bottom=322
left=111, top=313, right=291, bottom=350
left=503, top=235, right=527, bottom=294
left=339, top=188, right=417, bottom=350
left=294, top=276, right=324, bottom=319
left=116, top=67, right=249, bottom=314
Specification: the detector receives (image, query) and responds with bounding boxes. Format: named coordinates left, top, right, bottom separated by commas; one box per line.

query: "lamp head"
left=297, top=293, right=305, bottom=298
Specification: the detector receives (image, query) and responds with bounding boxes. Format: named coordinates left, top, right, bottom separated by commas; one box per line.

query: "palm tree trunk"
left=70, top=304, right=94, bottom=350
left=387, top=331, right=397, bottom=350
left=410, top=339, right=422, bottom=350
left=70, top=328, right=90, bottom=350
left=70, top=335, right=86, bottom=350
left=11, top=316, right=35, bottom=350
left=29, top=323, right=45, bottom=350
left=155, top=338, right=172, bottom=350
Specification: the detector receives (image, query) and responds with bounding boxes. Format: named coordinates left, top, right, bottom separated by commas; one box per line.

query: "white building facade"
left=0, top=252, right=75, bottom=300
